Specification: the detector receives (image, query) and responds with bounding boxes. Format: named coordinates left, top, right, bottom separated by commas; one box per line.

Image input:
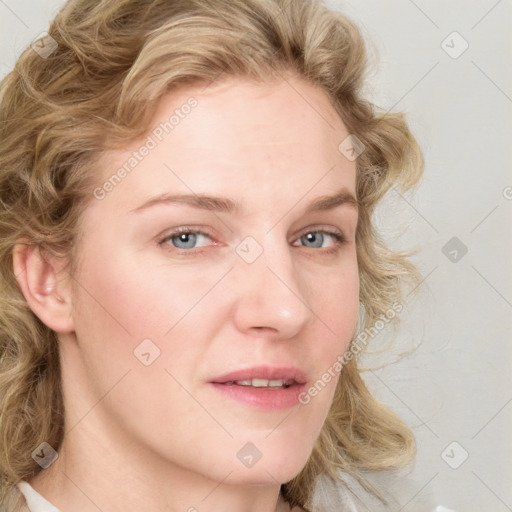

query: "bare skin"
left=14, top=73, right=359, bottom=512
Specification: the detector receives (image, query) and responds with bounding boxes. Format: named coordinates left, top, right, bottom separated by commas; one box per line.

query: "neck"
left=27, top=338, right=297, bottom=512
left=28, top=424, right=290, bottom=512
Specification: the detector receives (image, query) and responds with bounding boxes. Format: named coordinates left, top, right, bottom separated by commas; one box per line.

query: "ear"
left=12, top=242, right=75, bottom=334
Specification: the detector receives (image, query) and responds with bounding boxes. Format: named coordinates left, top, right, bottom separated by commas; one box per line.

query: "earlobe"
left=12, top=242, right=75, bottom=334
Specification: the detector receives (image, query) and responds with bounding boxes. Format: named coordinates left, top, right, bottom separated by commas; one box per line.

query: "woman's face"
left=67, top=74, right=359, bottom=486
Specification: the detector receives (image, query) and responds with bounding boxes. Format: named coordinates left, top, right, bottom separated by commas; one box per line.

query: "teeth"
left=233, top=378, right=294, bottom=388
left=252, top=378, right=270, bottom=387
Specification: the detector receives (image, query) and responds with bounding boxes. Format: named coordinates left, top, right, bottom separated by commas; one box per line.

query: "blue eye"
left=160, top=228, right=211, bottom=250
left=158, top=227, right=345, bottom=254
left=296, top=231, right=344, bottom=249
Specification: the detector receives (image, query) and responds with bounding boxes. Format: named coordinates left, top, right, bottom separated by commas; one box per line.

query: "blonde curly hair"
left=0, top=0, right=424, bottom=510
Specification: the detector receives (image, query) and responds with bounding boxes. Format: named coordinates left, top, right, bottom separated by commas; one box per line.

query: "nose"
left=231, top=235, right=312, bottom=340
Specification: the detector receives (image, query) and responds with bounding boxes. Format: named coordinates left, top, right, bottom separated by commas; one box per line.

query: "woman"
left=0, top=0, right=424, bottom=510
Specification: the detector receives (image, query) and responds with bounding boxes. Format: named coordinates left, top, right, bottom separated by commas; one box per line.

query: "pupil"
left=173, top=232, right=196, bottom=249
left=304, top=232, right=322, bottom=248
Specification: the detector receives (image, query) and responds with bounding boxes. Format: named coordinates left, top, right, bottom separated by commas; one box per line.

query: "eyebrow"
left=129, top=188, right=358, bottom=215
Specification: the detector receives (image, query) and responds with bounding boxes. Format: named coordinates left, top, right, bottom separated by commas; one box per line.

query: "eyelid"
left=293, top=224, right=344, bottom=240
left=157, top=226, right=215, bottom=248
left=157, top=224, right=347, bottom=253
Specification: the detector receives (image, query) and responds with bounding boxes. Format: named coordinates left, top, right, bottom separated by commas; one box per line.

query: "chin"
left=224, top=447, right=312, bottom=486
left=226, top=465, right=306, bottom=487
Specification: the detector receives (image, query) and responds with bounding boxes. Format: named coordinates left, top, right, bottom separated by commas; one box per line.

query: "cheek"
left=313, top=261, right=360, bottom=346
left=68, top=248, right=214, bottom=448
left=69, top=253, right=165, bottom=404
left=69, top=245, right=225, bottom=411
left=72, top=247, right=213, bottom=344
left=304, top=260, right=359, bottom=407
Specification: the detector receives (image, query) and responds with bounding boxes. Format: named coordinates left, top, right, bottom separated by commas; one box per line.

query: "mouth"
left=210, top=365, right=307, bottom=386
left=220, top=378, right=297, bottom=389
left=208, top=366, right=307, bottom=410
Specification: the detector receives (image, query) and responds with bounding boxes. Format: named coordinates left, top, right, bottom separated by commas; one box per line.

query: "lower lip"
left=208, top=382, right=306, bottom=410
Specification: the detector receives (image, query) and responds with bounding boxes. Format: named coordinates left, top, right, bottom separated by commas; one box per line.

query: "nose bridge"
left=231, top=231, right=311, bottom=338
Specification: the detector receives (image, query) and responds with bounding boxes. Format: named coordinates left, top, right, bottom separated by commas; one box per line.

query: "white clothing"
left=16, top=478, right=455, bottom=512
left=16, top=481, right=61, bottom=512
left=15, top=477, right=357, bottom=512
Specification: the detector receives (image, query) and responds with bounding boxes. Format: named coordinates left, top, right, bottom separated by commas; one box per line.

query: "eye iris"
left=303, top=232, right=324, bottom=248
left=165, top=230, right=335, bottom=251
left=172, top=232, right=197, bottom=249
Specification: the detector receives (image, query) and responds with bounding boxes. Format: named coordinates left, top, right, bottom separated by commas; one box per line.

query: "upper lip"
left=209, top=365, right=307, bottom=385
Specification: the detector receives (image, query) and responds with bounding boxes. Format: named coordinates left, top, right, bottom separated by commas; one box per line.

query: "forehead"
left=155, top=73, right=349, bottom=149
left=93, top=74, right=356, bottom=214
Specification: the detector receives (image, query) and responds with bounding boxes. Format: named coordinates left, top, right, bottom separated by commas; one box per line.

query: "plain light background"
left=1, top=1, right=511, bottom=511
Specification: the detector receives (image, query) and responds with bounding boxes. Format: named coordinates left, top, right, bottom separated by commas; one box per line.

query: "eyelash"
left=157, top=226, right=346, bottom=256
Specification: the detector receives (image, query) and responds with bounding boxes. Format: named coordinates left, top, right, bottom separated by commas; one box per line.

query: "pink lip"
left=209, top=365, right=307, bottom=385
left=208, top=365, right=307, bottom=411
